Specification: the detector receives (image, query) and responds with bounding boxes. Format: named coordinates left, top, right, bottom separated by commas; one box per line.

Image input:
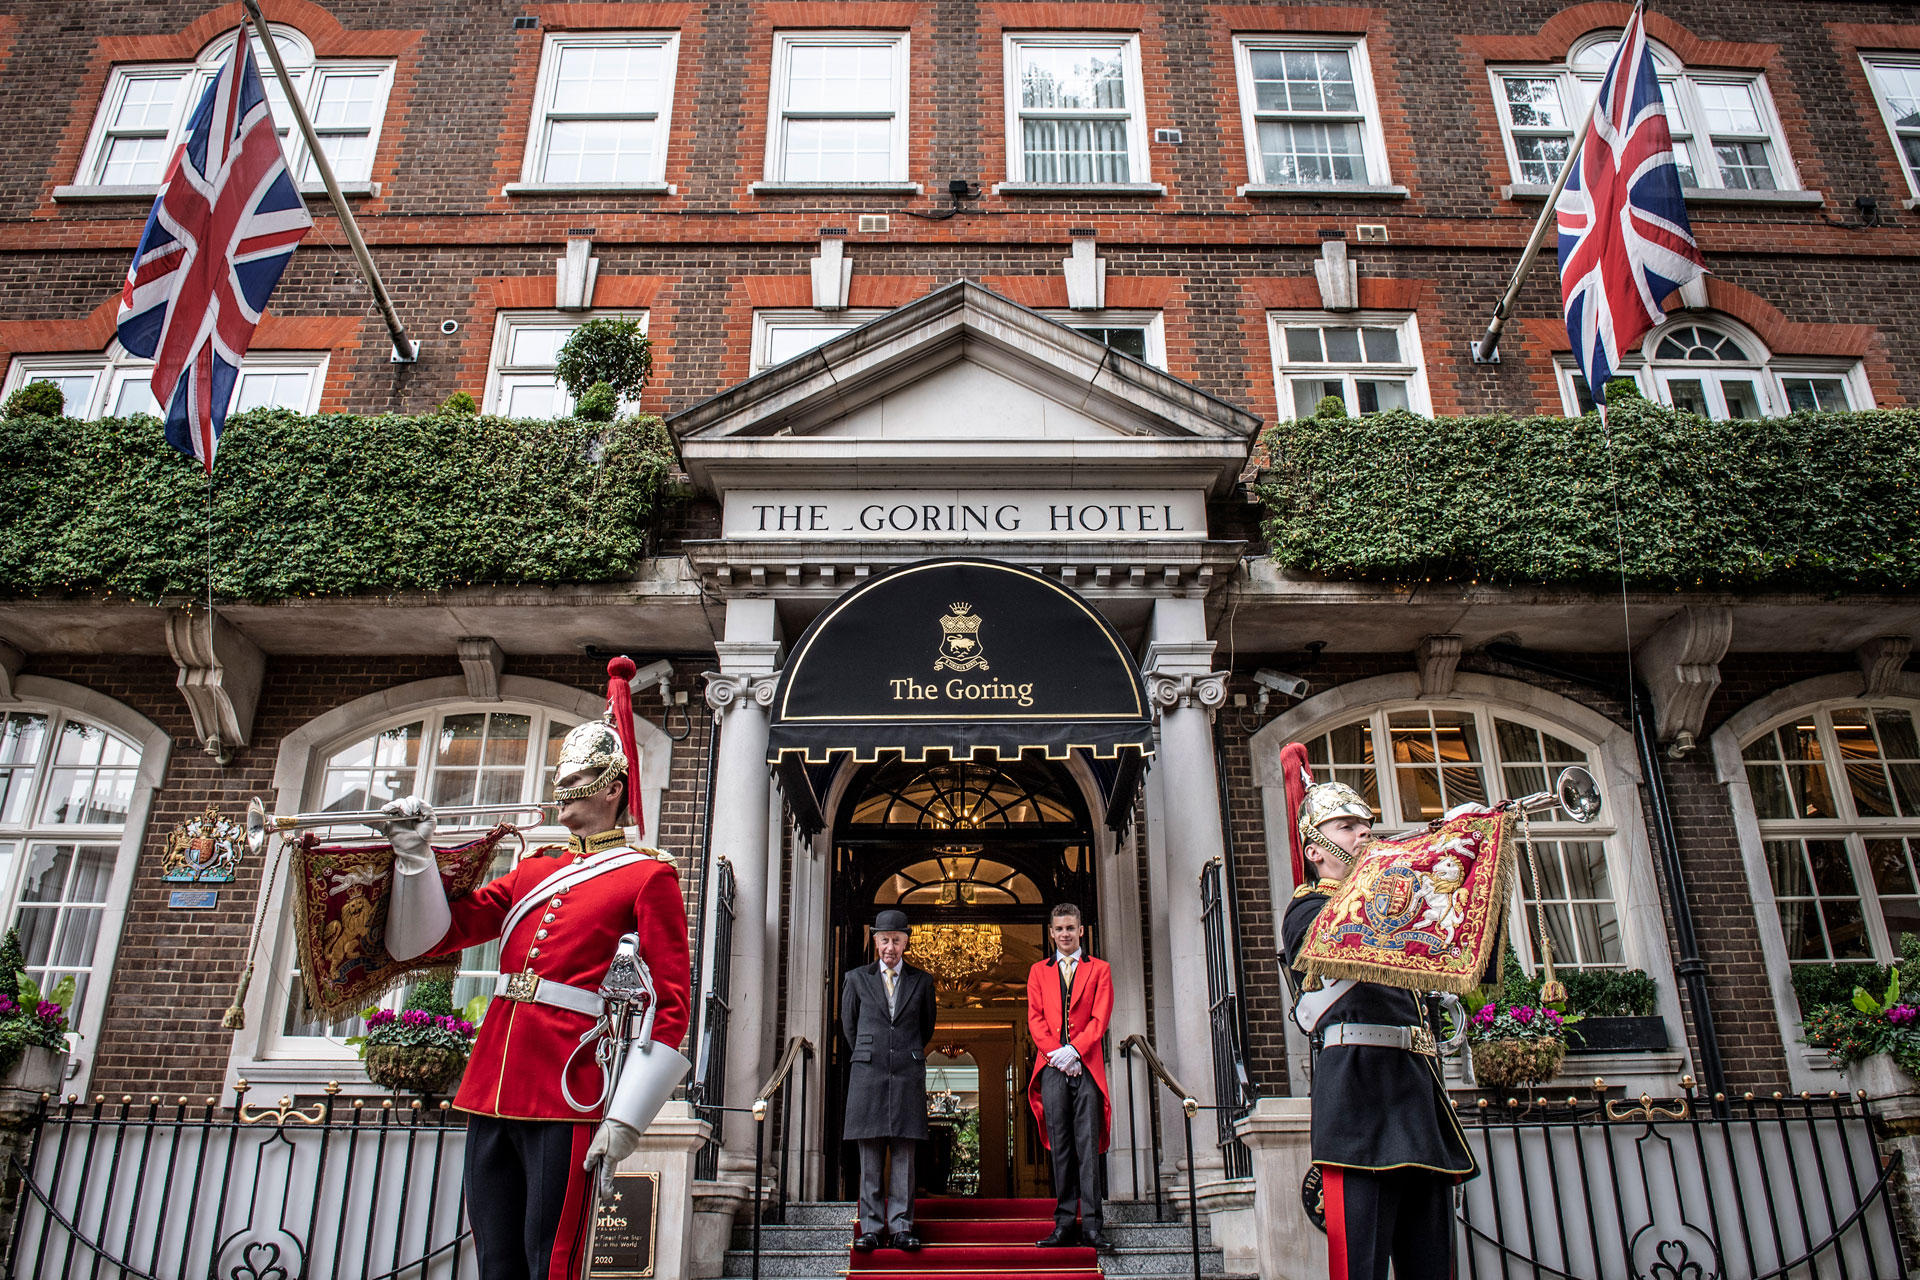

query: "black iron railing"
left=1198, top=858, right=1252, bottom=1180
left=1117, top=1034, right=1203, bottom=1280
left=1453, top=1082, right=1907, bottom=1279
left=691, top=856, right=735, bottom=1182
left=5, top=1085, right=471, bottom=1280
left=723, top=1036, right=813, bottom=1280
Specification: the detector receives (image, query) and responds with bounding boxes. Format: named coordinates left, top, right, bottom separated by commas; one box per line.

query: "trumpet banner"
left=289, top=827, right=510, bottom=1019
left=1292, top=811, right=1516, bottom=996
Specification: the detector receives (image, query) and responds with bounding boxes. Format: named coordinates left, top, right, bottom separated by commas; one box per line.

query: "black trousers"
left=465, top=1114, right=590, bottom=1280
left=1038, top=1064, right=1103, bottom=1234
left=1321, top=1165, right=1454, bottom=1280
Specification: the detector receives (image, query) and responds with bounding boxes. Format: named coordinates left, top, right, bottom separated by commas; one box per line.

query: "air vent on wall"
left=1356, top=223, right=1389, bottom=243
left=1154, top=128, right=1183, bottom=145
left=858, top=214, right=890, bottom=233
left=513, top=15, right=539, bottom=29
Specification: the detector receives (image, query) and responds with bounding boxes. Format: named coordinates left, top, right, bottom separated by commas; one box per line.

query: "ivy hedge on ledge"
left=0, top=410, right=677, bottom=602
left=1256, top=401, right=1920, bottom=591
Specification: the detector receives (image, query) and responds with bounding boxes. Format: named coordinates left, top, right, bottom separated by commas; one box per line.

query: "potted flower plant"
left=0, top=929, right=72, bottom=1095
left=351, top=977, right=477, bottom=1096
left=1802, top=955, right=1920, bottom=1099
left=1465, top=1000, right=1572, bottom=1090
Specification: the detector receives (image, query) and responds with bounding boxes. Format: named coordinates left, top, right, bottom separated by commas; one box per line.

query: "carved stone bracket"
left=0, top=639, right=22, bottom=702
left=1063, top=236, right=1107, bottom=310
left=1417, top=634, right=1463, bottom=697
left=811, top=236, right=852, bottom=310
left=165, top=609, right=265, bottom=764
left=1634, top=605, right=1733, bottom=753
left=1146, top=669, right=1230, bottom=718
left=703, top=671, right=780, bottom=720
left=556, top=237, right=599, bottom=311
left=1858, top=635, right=1913, bottom=697
left=1314, top=238, right=1358, bottom=312
left=456, top=636, right=506, bottom=701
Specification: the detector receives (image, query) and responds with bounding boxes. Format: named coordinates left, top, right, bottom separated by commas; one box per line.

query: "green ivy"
left=0, top=410, right=677, bottom=603
left=1256, top=402, right=1920, bottom=590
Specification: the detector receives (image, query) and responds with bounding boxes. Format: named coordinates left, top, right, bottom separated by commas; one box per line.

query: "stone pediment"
left=669, top=280, right=1261, bottom=494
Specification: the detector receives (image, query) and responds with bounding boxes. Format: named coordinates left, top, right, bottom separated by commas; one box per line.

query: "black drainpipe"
left=1485, top=643, right=1729, bottom=1111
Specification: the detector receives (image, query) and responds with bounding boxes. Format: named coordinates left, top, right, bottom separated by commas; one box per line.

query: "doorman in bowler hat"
left=839, top=908, right=938, bottom=1252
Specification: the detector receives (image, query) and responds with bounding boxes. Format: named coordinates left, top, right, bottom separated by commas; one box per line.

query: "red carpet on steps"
left=847, top=1197, right=1102, bottom=1279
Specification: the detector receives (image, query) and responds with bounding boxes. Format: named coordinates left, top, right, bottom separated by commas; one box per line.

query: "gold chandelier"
left=914, top=923, right=1003, bottom=989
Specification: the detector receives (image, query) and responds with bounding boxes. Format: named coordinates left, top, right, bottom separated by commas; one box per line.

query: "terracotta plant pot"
left=363, top=1044, right=469, bottom=1096
left=1470, top=1036, right=1567, bottom=1091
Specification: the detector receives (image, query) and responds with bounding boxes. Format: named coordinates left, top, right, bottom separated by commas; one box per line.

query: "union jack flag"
left=116, top=30, right=313, bottom=472
left=1555, top=2, right=1706, bottom=405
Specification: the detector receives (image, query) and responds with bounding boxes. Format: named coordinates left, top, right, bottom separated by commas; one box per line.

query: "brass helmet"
left=1297, top=781, right=1373, bottom=869
left=552, top=719, right=628, bottom=802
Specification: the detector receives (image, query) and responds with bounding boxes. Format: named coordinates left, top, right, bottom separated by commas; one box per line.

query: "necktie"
left=884, top=967, right=897, bottom=1013
left=1062, top=956, right=1077, bottom=989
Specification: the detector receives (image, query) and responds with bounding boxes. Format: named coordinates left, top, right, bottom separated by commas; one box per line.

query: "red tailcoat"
left=1026, top=954, right=1114, bottom=1152
left=425, top=845, right=692, bottom=1122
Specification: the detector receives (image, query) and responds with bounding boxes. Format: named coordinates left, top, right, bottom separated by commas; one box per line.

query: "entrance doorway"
left=825, top=753, right=1098, bottom=1201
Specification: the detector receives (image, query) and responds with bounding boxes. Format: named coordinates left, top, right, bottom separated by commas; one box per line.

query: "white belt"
left=494, top=971, right=606, bottom=1019
left=1318, top=1022, right=1437, bottom=1057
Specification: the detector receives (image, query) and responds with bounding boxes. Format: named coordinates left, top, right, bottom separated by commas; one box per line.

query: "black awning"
left=768, top=557, right=1153, bottom=832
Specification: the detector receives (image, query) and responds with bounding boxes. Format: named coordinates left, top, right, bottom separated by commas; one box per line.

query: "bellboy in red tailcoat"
left=383, top=658, right=692, bottom=1280
left=1026, top=902, right=1114, bottom=1250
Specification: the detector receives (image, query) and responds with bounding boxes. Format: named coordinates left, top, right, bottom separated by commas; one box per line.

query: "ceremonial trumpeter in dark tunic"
left=1280, top=744, right=1476, bottom=1280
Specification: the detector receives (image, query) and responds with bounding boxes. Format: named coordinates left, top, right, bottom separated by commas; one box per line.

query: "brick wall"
left=0, top=0, right=1916, bottom=414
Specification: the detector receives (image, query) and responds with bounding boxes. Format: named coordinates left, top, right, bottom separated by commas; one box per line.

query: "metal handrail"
left=1118, top=1034, right=1202, bottom=1280
left=745, top=1036, right=814, bottom=1280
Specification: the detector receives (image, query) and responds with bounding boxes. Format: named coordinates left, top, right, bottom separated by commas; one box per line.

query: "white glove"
left=1442, top=801, right=1495, bottom=821
left=380, top=796, right=439, bottom=875
left=1046, top=1044, right=1080, bottom=1072
left=584, top=1118, right=641, bottom=1200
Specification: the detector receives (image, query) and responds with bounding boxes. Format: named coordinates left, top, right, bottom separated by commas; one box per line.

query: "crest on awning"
left=768, top=558, right=1153, bottom=833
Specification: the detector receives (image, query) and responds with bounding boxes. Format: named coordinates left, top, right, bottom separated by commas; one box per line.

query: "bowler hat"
left=873, top=909, right=911, bottom=934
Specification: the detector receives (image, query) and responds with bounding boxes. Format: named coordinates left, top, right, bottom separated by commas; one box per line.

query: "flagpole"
left=1471, top=99, right=1599, bottom=364
left=239, top=0, right=417, bottom=363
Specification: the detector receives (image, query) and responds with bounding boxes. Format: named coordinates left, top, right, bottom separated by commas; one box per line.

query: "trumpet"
left=1509, top=765, right=1603, bottom=823
left=244, top=796, right=557, bottom=855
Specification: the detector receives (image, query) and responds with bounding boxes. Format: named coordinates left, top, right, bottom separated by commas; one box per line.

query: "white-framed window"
left=1489, top=33, right=1798, bottom=192
left=74, top=26, right=393, bottom=190
left=763, top=32, right=909, bottom=184
left=0, top=710, right=143, bottom=1023
left=1741, top=703, right=1920, bottom=963
left=1232, top=37, right=1391, bottom=188
left=1038, top=308, right=1167, bottom=369
left=2, top=346, right=329, bottom=420
left=484, top=310, right=648, bottom=417
left=1552, top=316, right=1871, bottom=417
left=1297, top=703, right=1625, bottom=970
left=1864, top=57, right=1920, bottom=200
left=520, top=32, right=680, bottom=188
left=1003, top=34, right=1149, bottom=185
left=267, top=704, right=582, bottom=1055
left=750, top=309, right=884, bottom=374
left=1268, top=311, right=1428, bottom=418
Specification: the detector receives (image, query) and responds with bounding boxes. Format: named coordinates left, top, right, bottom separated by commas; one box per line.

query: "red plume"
left=1280, top=742, right=1314, bottom=888
left=606, top=656, right=642, bottom=837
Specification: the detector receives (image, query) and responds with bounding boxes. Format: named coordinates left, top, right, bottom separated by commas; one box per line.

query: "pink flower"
left=1512, top=1005, right=1535, bottom=1024
left=0, top=995, right=17, bottom=1017
left=1473, top=1005, right=1498, bottom=1024
left=1889, top=1004, right=1917, bottom=1026
left=35, top=1001, right=61, bottom=1021
left=366, top=1009, right=397, bottom=1028
left=1544, top=1009, right=1564, bottom=1026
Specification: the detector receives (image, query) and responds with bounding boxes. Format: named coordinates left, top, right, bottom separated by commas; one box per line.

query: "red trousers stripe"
left=549, top=1122, right=598, bottom=1280
left=1324, top=1166, right=1348, bottom=1280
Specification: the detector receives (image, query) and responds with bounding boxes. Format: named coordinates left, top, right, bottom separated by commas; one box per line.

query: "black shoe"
left=890, top=1232, right=922, bottom=1251
left=1036, top=1226, right=1081, bottom=1247
left=852, top=1232, right=882, bottom=1253
left=1083, top=1230, right=1114, bottom=1252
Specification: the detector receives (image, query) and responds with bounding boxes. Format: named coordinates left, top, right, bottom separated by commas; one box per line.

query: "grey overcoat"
left=839, top=960, right=938, bottom=1141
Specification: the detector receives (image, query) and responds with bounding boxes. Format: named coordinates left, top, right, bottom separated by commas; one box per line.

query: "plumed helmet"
left=1297, top=780, right=1373, bottom=858
left=553, top=720, right=627, bottom=802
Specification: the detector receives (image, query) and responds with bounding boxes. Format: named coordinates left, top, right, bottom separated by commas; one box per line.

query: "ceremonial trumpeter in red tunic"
left=384, top=658, right=692, bottom=1280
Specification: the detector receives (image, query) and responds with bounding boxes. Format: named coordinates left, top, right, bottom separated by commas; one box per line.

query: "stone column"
left=701, top=599, right=782, bottom=1178
left=1141, top=597, right=1230, bottom=1178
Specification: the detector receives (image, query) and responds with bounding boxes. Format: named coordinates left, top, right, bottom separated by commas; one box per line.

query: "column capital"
left=704, top=669, right=780, bottom=719
left=1145, top=668, right=1230, bottom=718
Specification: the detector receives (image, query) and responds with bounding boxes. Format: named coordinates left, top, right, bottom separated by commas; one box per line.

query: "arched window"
left=1295, top=702, right=1623, bottom=969
left=1740, top=702, right=1920, bottom=963
left=0, top=710, right=143, bottom=1018
left=1489, top=31, right=1798, bottom=194
left=73, top=24, right=394, bottom=191
left=268, top=703, right=584, bottom=1053
left=1556, top=315, right=1870, bottom=418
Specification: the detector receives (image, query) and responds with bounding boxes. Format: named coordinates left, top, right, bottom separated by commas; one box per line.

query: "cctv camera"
left=1254, top=669, right=1309, bottom=699
left=631, top=658, right=674, bottom=697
